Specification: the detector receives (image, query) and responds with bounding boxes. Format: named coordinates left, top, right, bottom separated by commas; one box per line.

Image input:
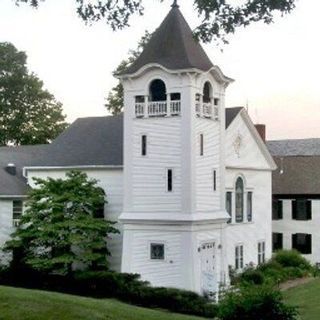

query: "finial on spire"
left=171, top=0, right=179, bottom=8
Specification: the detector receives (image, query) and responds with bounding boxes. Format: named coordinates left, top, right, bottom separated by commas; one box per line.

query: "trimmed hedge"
left=0, top=268, right=217, bottom=318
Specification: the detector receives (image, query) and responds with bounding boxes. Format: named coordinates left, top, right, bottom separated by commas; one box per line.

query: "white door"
left=200, top=242, right=217, bottom=294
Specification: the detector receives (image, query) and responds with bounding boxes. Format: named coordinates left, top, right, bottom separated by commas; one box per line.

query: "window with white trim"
left=150, top=243, right=165, bottom=260
left=226, top=192, right=232, bottom=223
left=247, top=192, right=253, bottom=222
left=235, top=177, right=244, bottom=223
left=13, top=200, right=23, bottom=227
left=258, top=241, right=265, bottom=265
left=235, top=245, right=244, bottom=270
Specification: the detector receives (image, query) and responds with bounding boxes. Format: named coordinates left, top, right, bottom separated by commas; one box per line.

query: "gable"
left=225, top=110, right=276, bottom=170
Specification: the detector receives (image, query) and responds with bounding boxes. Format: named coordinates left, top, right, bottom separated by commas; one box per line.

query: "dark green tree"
left=0, top=42, right=67, bottom=146
left=14, top=0, right=296, bottom=44
left=105, top=30, right=152, bottom=115
left=4, top=171, right=118, bottom=275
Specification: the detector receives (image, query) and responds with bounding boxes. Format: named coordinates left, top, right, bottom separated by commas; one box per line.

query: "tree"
left=0, top=42, right=67, bottom=146
left=14, top=0, right=296, bottom=44
left=105, top=30, right=152, bottom=115
left=3, top=171, right=119, bottom=275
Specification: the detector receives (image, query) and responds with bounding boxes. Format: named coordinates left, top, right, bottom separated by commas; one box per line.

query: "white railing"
left=148, top=102, right=167, bottom=117
left=213, top=105, right=219, bottom=120
left=135, top=101, right=181, bottom=117
left=195, top=103, right=201, bottom=116
left=203, top=103, right=212, bottom=118
left=135, top=103, right=144, bottom=117
left=195, top=103, right=220, bottom=121
left=170, top=101, right=181, bottom=115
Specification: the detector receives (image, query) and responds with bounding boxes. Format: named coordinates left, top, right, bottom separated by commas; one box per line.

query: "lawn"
left=284, top=278, right=320, bottom=320
left=0, top=285, right=205, bottom=320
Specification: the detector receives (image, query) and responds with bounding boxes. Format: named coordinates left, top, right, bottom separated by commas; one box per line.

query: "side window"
left=272, top=233, right=283, bottom=252
left=13, top=200, right=23, bottom=227
left=292, top=199, right=312, bottom=220
left=247, top=192, right=253, bottom=222
left=213, top=170, right=217, bottom=191
left=150, top=243, right=165, bottom=260
left=141, top=135, right=147, bottom=156
left=235, top=245, right=244, bottom=270
left=272, top=199, right=283, bottom=220
left=257, top=241, right=266, bottom=265
left=226, top=192, right=232, bottom=223
left=235, top=177, right=244, bottom=223
left=292, top=233, right=312, bottom=254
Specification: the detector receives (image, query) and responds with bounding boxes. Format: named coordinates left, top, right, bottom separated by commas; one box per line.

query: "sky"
left=0, top=0, right=319, bottom=140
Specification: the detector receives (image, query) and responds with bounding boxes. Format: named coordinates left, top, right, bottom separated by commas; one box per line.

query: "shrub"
left=240, top=268, right=265, bottom=285
left=218, top=285, right=298, bottom=320
left=273, top=250, right=312, bottom=270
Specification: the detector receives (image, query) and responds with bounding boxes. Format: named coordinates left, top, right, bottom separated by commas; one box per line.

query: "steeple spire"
left=171, top=0, right=179, bottom=8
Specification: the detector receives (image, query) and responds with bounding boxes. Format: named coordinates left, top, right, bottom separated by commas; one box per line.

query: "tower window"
left=167, top=169, right=173, bottom=192
left=203, top=81, right=212, bottom=103
left=170, top=93, right=181, bottom=101
left=141, top=135, right=147, bottom=156
left=200, top=134, right=204, bottom=156
left=214, top=98, right=219, bottom=106
left=149, top=79, right=166, bottom=102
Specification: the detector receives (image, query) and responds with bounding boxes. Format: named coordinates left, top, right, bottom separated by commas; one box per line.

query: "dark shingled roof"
left=267, top=138, right=320, bottom=157
left=225, top=107, right=243, bottom=128
left=121, top=5, right=213, bottom=75
left=272, top=156, right=320, bottom=195
left=0, top=109, right=240, bottom=196
left=0, top=145, right=50, bottom=196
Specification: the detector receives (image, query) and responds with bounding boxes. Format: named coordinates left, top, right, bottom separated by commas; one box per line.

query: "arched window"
left=149, top=79, right=166, bottom=101
left=235, top=177, right=244, bottom=222
left=203, top=81, right=212, bottom=103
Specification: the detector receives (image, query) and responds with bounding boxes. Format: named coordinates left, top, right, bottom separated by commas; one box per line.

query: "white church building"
left=0, top=3, right=276, bottom=294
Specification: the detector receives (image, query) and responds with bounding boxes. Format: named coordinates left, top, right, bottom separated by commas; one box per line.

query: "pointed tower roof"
left=120, top=3, right=214, bottom=76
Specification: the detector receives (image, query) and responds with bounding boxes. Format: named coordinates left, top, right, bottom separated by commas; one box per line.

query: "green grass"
left=284, top=278, right=320, bottom=320
left=0, top=285, right=205, bottom=320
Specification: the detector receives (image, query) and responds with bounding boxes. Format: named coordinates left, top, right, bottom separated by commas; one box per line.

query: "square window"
left=150, top=243, right=165, bottom=260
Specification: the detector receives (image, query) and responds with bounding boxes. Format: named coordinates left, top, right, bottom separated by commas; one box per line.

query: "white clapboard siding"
left=273, top=200, right=320, bottom=264
left=195, top=118, right=221, bottom=211
left=131, top=231, right=183, bottom=288
left=132, top=118, right=182, bottom=212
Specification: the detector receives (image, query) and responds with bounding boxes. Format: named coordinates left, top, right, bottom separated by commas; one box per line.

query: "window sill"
left=228, top=221, right=254, bottom=226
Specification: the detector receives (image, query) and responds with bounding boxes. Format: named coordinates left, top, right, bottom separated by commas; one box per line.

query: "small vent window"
left=200, top=134, right=204, bottom=156
left=150, top=243, right=165, bottom=260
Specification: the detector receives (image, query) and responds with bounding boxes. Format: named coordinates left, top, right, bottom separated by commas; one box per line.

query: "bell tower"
left=117, top=1, right=233, bottom=293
